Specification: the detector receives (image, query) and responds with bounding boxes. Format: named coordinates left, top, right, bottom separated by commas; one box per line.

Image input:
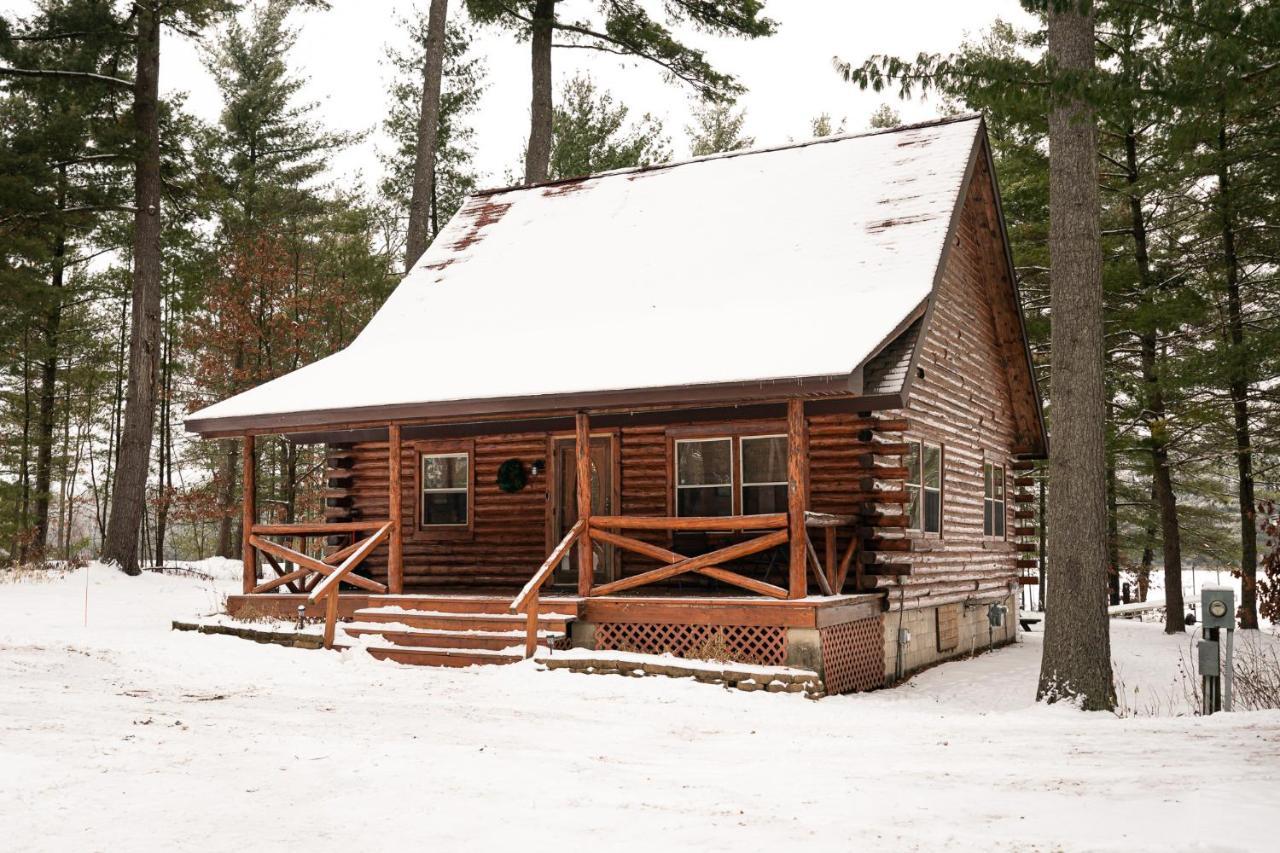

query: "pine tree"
left=548, top=74, right=669, bottom=179
left=687, top=99, right=752, bottom=156
left=464, top=0, right=774, bottom=183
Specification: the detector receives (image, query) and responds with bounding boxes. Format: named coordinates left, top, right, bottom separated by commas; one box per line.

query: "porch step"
left=344, top=624, right=567, bottom=652
left=341, top=643, right=524, bottom=668
left=353, top=606, right=574, bottom=634
left=375, top=595, right=579, bottom=616
left=343, top=604, right=575, bottom=668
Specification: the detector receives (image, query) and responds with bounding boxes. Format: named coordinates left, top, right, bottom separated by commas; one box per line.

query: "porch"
left=228, top=398, right=910, bottom=690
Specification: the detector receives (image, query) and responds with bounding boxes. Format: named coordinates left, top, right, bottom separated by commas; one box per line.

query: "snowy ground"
left=2, top=564, right=1279, bottom=853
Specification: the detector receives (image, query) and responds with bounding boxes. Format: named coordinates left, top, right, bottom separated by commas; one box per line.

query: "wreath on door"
left=497, top=458, right=528, bottom=493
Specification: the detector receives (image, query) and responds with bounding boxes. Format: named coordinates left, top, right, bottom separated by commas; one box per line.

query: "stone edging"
left=535, top=655, right=826, bottom=699
left=171, top=620, right=324, bottom=649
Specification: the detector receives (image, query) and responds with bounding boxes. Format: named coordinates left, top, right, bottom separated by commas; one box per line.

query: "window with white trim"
left=906, top=440, right=942, bottom=533
left=675, top=438, right=733, bottom=516
left=984, top=461, right=1006, bottom=538
left=420, top=452, right=469, bottom=526
left=740, top=435, right=788, bottom=515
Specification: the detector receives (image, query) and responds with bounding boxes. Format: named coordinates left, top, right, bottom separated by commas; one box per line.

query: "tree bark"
left=1037, top=3, right=1115, bottom=710
left=523, top=0, right=554, bottom=184
left=1124, top=125, right=1184, bottom=632
left=32, top=170, right=67, bottom=559
left=404, top=0, right=449, bottom=270
left=1215, top=110, right=1257, bottom=629
left=103, top=3, right=162, bottom=575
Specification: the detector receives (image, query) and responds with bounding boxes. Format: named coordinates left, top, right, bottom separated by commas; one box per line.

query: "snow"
left=187, top=117, right=981, bottom=431
left=3, top=563, right=1279, bottom=852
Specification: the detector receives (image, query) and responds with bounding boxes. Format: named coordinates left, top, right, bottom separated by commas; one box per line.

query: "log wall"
left=874, top=153, right=1022, bottom=609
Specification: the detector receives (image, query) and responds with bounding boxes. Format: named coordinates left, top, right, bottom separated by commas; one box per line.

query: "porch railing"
left=508, top=511, right=861, bottom=658
left=245, top=520, right=393, bottom=649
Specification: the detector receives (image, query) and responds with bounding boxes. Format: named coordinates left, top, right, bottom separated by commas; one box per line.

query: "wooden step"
left=353, top=606, right=574, bottom=633
left=344, top=624, right=566, bottom=652
left=374, top=595, right=580, bottom=616
left=337, top=642, right=523, bottom=668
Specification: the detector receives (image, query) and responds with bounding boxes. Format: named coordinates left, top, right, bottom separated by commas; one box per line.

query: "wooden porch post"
left=387, top=423, right=403, bottom=594
left=787, top=399, right=809, bottom=599
left=241, top=434, right=256, bottom=595
left=576, top=411, right=593, bottom=596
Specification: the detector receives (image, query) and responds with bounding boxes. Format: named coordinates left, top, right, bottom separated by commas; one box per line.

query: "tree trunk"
left=404, top=0, right=449, bottom=270
left=103, top=3, right=162, bottom=575
left=1104, top=352, right=1120, bottom=607
left=1124, top=125, right=1184, bottom=632
left=1037, top=3, right=1115, bottom=710
left=154, top=303, right=173, bottom=565
left=16, top=331, right=33, bottom=563
left=523, top=0, right=554, bottom=184
left=32, top=173, right=67, bottom=559
left=1215, top=111, right=1257, bottom=629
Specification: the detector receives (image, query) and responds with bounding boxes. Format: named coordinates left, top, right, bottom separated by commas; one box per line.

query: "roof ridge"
left=472, top=112, right=984, bottom=199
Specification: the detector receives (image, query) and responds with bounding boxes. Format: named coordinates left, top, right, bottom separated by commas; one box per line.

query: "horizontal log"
left=861, top=512, right=908, bottom=527
left=1013, top=493, right=1035, bottom=503
left=590, top=513, right=787, bottom=531
left=253, top=520, right=391, bottom=535
left=803, top=511, right=855, bottom=528
left=1011, top=460, right=1036, bottom=471
left=1016, top=576, right=1040, bottom=585
left=862, top=537, right=911, bottom=552
left=1015, top=543, right=1037, bottom=553
left=863, top=563, right=911, bottom=576
left=1013, top=510, right=1036, bottom=520
left=1013, top=526, right=1037, bottom=537
left=1016, top=559, right=1038, bottom=569
left=1013, top=476, right=1035, bottom=488
left=590, top=528, right=789, bottom=596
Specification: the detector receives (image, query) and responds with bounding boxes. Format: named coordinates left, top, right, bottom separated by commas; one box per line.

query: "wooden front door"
left=552, top=435, right=616, bottom=587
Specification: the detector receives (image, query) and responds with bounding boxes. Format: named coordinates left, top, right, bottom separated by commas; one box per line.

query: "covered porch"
left=220, top=394, right=908, bottom=688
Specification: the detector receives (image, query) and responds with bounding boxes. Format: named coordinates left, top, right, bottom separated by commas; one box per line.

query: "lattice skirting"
left=819, top=615, right=885, bottom=694
left=594, top=622, right=787, bottom=667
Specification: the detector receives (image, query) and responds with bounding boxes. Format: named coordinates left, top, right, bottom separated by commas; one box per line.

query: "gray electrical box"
left=1201, top=586, right=1235, bottom=630
left=1198, top=639, right=1220, bottom=677
left=988, top=603, right=1007, bottom=628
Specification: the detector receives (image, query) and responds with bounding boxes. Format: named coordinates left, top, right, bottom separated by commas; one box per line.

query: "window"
left=420, top=452, right=469, bottom=527
left=675, top=438, right=733, bottom=516
left=984, top=461, right=1006, bottom=538
left=906, top=440, right=942, bottom=534
left=741, top=435, right=788, bottom=515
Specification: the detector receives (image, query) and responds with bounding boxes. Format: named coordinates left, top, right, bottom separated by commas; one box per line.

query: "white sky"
left=8, top=0, right=1035, bottom=190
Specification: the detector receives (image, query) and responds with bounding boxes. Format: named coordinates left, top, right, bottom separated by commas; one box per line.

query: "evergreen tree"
left=548, top=74, right=669, bottom=179
left=687, top=99, right=752, bottom=156
left=381, top=9, right=484, bottom=255
left=464, top=0, right=774, bottom=183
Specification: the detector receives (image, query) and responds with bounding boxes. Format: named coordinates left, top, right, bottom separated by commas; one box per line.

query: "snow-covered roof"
left=186, top=115, right=984, bottom=435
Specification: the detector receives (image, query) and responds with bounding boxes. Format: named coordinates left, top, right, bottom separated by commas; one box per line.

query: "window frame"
left=905, top=439, right=943, bottom=535
left=739, top=433, right=789, bottom=517
left=412, top=439, right=474, bottom=540
left=674, top=436, right=735, bottom=518
left=983, top=459, right=1007, bottom=540
left=667, top=425, right=791, bottom=518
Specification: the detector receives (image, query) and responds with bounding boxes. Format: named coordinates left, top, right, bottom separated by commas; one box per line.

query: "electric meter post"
left=1198, top=586, right=1236, bottom=715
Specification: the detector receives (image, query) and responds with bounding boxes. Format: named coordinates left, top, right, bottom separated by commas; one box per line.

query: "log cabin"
left=185, top=114, right=1046, bottom=693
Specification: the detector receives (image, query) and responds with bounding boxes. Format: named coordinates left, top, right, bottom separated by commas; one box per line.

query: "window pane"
left=905, top=442, right=921, bottom=488
left=993, top=465, right=1005, bottom=500
left=742, top=436, right=787, bottom=485
left=907, top=484, right=921, bottom=530
left=423, top=454, right=468, bottom=490
left=924, top=490, right=941, bottom=533
left=923, top=445, right=941, bottom=489
left=994, top=501, right=1005, bottom=537
left=983, top=499, right=993, bottom=536
left=984, top=463, right=993, bottom=499
left=677, top=439, right=732, bottom=487
left=677, top=486, right=733, bottom=517
left=423, top=492, right=467, bottom=526
left=743, top=484, right=787, bottom=515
